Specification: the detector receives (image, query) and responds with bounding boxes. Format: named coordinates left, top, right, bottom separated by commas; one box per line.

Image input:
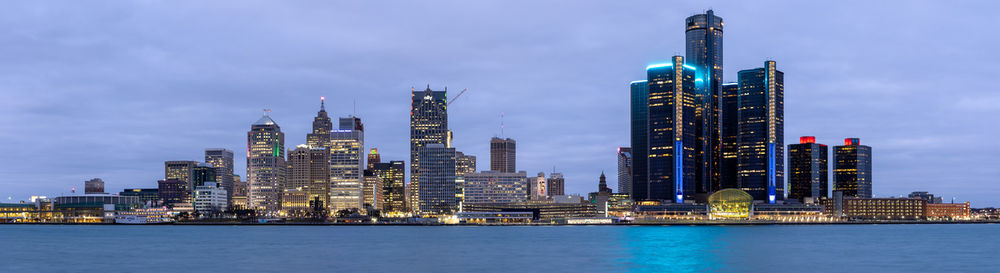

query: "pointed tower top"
left=320, top=96, right=326, bottom=111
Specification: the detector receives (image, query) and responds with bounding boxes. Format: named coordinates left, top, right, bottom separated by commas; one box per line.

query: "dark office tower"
left=417, top=143, right=457, bottom=215
left=719, top=83, right=739, bottom=190
left=165, top=160, right=197, bottom=191
left=247, top=112, right=286, bottom=214
left=788, top=136, right=829, bottom=202
left=834, top=138, right=872, bottom=198
left=205, top=148, right=234, bottom=206
left=158, top=179, right=190, bottom=207
left=646, top=56, right=697, bottom=203
left=737, top=61, right=784, bottom=203
left=490, top=137, right=516, bottom=173
left=373, top=160, right=406, bottom=214
left=307, top=97, right=332, bottom=149
left=410, top=86, right=448, bottom=212
left=367, top=148, right=380, bottom=170
left=547, top=173, right=565, bottom=197
left=629, top=80, right=650, bottom=200
left=617, top=147, right=633, bottom=195
left=192, top=163, right=217, bottom=187
left=686, top=10, right=724, bottom=196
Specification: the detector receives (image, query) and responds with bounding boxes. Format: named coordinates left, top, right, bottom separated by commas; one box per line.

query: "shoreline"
left=2, top=220, right=997, bottom=226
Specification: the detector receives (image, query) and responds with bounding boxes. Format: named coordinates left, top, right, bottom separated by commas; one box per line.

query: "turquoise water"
left=1, top=224, right=996, bottom=272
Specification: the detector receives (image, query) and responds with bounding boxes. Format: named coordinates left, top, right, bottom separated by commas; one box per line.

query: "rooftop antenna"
left=263, top=108, right=271, bottom=115
left=500, top=112, right=505, bottom=138
left=320, top=97, right=325, bottom=110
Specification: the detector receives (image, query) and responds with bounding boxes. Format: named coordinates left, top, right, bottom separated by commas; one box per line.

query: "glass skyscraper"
left=788, top=136, right=828, bottom=202
left=372, top=160, right=405, bottom=214
left=686, top=10, right=724, bottom=196
left=646, top=56, right=697, bottom=203
left=205, top=148, right=235, bottom=206
left=417, top=143, right=457, bottom=214
left=629, top=80, right=649, bottom=200
left=246, top=112, right=285, bottom=214
left=834, top=138, right=872, bottom=198
left=737, top=61, right=784, bottom=203
left=410, top=86, right=449, bottom=213
left=330, top=116, right=364, bottom=213
left=719, top=82, right=739, bottom=190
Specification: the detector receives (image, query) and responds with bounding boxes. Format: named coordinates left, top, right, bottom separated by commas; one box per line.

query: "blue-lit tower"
left=686, top=10, right=724, bottom=196
left=737, top=61, right=784, bottom=203
left=646, top=56, right=698, bottom=203
left=630, top=80, right=649, bottom=200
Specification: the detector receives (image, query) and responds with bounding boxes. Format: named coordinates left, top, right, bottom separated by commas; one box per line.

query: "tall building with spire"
left=330, top=116, right=364, bottom=212
left=645, top=56, right=697, bottom=203
left=307, top=97, right=332, bottom=149
left=247, top=111, right=285, bottom=214
left=686, top=10, right=724, bottom=197
left=410, top=86, right=449, bottom=213
left=205, top=148, right=235, bottom=206
left=737, top=61, right=784, bottom=203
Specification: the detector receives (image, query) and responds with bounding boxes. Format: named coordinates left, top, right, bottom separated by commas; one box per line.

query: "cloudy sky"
left=1, top=1, right=998, bottom=206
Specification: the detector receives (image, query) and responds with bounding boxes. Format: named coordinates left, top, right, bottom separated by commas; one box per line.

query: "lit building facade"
left=157, top=179, right=190, bottom=208
left=617, top=147, right=632, bottom=196
left=410, top=86, right=449, bottom=213
left=547, top=173, right=565, bottom=197
left=204, top=148, right=235, bottom=206
left=823, top=197, right=924, bottom=220
left=646, top=56, right=697, bottom=203
left=455, top=151, right=477, bottom=176
left=330, top=117, right=364, bottom=213
left=719, top=82, right=739, bottom=190
left=737, top=61, right=784, bottom=203
left=286, top=145, right=330, bottom=214
left=373, top=161, right=405, bottom=214
left=165, top=160, right=197, bottom=191
left=367, top=148, right=380, bottom=170
left=119, top=188, right=160, bottom=205
left=527, top=172, right=547, bottom=201
left=788, top=136, right=828, bottom=202
left=307, top=98, right=332, bottom=149
left=834, top=138, right=872, bottom=198
left=708, top=189, right=751, bottom=220
left=629, top=80, right=649, bottom=200
left=417, top=143, right=457, bottom=214
left=194, top=182, right=227, bottom=213
left=231, top=175, right=247, bottom=208
left=490, top=137, right=516, bottom=173
left=192, top=163, right=217, bottom=188
left=686, top=10, right=724, bottom=197
left=246, top=113, right=285, bottom=214
left=362, top=170, right=383, bottom=210
left=926, top=202, right=971, bottom=220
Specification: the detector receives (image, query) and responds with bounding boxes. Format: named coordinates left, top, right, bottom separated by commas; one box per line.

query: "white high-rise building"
left=330, top=116, right=364, bottom=213
left=194, top=182, right=228, bottom=213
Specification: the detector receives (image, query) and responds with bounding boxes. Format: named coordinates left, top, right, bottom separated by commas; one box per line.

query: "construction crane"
left=447, top=88, right=468, bottom=106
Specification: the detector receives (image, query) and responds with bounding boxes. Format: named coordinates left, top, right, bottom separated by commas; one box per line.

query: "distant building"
left=527, top=172, right=547, bottom=201
left=462, top=171, right=528, bottom=205
left=119, top=188, right=159, bottom=205
left=417, top=143, right=457, bottom=214
left=822, top=197, right=924, bottom=220
left=462, top=203, right=599, bottom=222
left=455, top=151, right=477, bottom=176
left=926, top=202, right=971, bottom=220
left=165, top=160, right=198, bottom=191
left=737, top=61, right=784, bottom=203
left=908, top=191, right=943, bottom=204
left=367, top=148, right=380, bottom=171
left=490, top=137, right=516, bottom=173
left=307, top=97, right=332, bottom=149
left=617, top=147, right=632, bottom=195
left=157, top=179, right=190, bottom=208
left=362, top=170, right=383, bottom=211
left=372, top=161, right=405, bottom=214
left=192, top=163, right=217, bottom=188
left=788, top=136, right=829, bottom=202
left=834, top=138, right=872, bottom=198
left=330, top=116, right=365, bottom=212
left=84, top=178, right=104, bottom=194
left=204, top=148, right=235, bottom=206
left=246, top=112, right=286, bottom=214
left=286, top=145, right=330, bottom=214
left=547, top=173, right=565, bottom=197
left=231, top=175, right=247, bottom=208
left=194, top=182, right=227, bottom=213
left=410, top=86, right=449, bottom=213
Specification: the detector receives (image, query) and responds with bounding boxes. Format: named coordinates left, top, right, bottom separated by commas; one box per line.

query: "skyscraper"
left=410, top=86, right=449, bottom=213
left=367, top=148, right=380, bottom=171
left=490, top=137, right=516, bottom=173
left=192, top=163, right=217, bottom=187
left=788, top=136, right=829, bottom=202
left=617, top=147, right=632, bottom=195
left=686, top=10, right=724, bottom=196
left=737, top=61, right=784, bottom=203
left=307, top=97, right=332, bottom=149
left=834, top=138, right=872, bottom=198
left=417, top=143, right=457, bottom=214
left=629, top=80, right=649, bottom=200
left=646, top=56, right=697, bottom=203
left=330, top=116, right=364, bottom=213
left=286, top=145, right=330, bottom=214
left=205, top=148, right=234, bottom=206
left=247, top=112, right=285, bottom=214
left=719, top=82, right=739, bottom=190
left=372, top=160, right=405, bottom=214
left=547, top=173, right=565, bottom=197
left=165, top=160, right=197, bottom=191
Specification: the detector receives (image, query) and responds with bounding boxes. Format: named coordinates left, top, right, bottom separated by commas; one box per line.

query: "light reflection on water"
left=0, top=224, right=996, bottom=272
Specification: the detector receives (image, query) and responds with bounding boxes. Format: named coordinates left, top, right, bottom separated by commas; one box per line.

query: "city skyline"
left=1, top=2, right=999, bottom=206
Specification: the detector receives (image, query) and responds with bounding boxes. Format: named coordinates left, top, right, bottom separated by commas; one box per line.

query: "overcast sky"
left=1, top=1, right=998, bottom=206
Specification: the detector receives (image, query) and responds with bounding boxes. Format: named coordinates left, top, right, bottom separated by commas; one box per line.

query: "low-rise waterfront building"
left=822, top=196, right=926, bottom=220
left=926, top=202, right=970, bottom=220
left=462, top=202, right=598, bottom=222
left=457, top=212, right=533, bottom=224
